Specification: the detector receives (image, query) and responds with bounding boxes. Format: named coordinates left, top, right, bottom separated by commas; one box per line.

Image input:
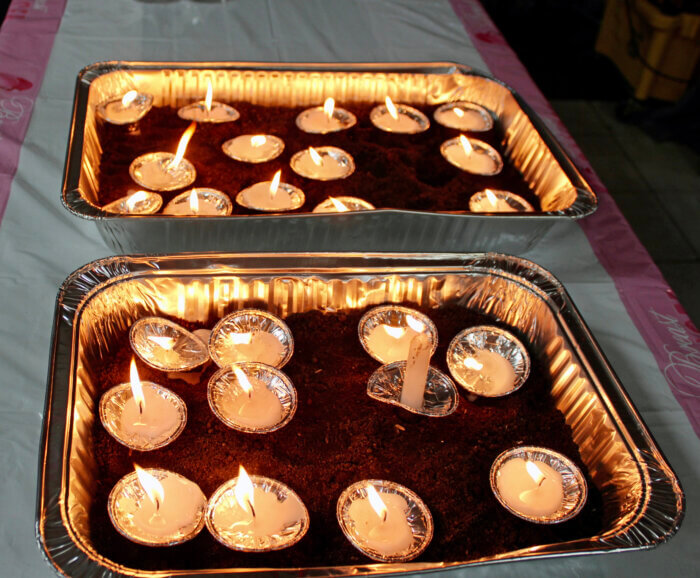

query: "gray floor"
left=551, top=100, right=700, bottom=328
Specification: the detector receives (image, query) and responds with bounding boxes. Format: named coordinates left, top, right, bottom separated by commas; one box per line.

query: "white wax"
left=238, top=181, right=300, bottom=211
left=459, top=350, right=517, bottom=395
left=120, top=385, right=181, bottom=441
left=163, top=194, right=226, bottom=216
left=221, top=330, right=286, bottom=366
left=181, top=101, right=236, bottom=122
left=220, top=377, right=284, bottom=429
left=224, top=135, right=283, bottom=163
left=132, top=155, right=193, bottom=191
left=298, top=107, right=345, bottom=132
left=294, top=151, right=349, bottom=180
left=213, top=486, right=306, bottom=537
left=443, top=143, right=499, bottom=174
left=122, top=474, right=205, bottom=538
left=496, top=458, right=564, bottom=518
left=400, top=333, right=432, bottom=409
left=434, top=107, right=489, bottom=131
left=365, top=323, right=425, bottom=363
left=347, top=492, right=413, bottom=556
left=470, top=195, right=518, bottom=213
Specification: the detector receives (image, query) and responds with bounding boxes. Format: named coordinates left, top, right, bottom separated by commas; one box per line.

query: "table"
left=0, top=1, right=697, bottom=576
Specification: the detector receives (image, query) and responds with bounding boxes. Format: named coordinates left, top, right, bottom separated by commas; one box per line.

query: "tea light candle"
left=296, top=97, right=357, bottom=134
left=289, top=146, right=355, bottom=181
left=490, top=447, right=587, bottom=523
left=130, top=317, right=209, bottom=372
left=99, top=359, right=187, bottom=451
left=208, top=363, right=296, bottom=433
left=177, top=79, right=239, bottom=123
left=459, top=350, right=517, bottom=396
left=312, top=196, right=375, bottom=213
left=358, top=305, right=437, bottom=364
left=108, top=466, right=206, bottom=546
left=206, top=466, right=310, bottom=552
left=163, top=188, right=233, bottom=216
left=236, top=170, right=305, bottom=212
left=399, top=333, right=432, bottom=409
left=129, top=123, right=197, bottom=191
left=337, top=479, right=433, bottom=562
left=440, top=135, right=503, bottom=176
left=433, top=101, right=494, bottom=132
left=222, top=134, right=284, bottom=163
left=102, top=190, right=163, bottom=215
left=469, top=189, right=535, bottom=213
left=370, top=97, right=430, bottom=134
left=97, top=90, right=153, bottom=125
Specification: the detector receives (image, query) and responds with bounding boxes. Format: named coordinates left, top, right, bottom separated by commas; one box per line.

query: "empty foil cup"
left=130, top=317, right=209, bottom=372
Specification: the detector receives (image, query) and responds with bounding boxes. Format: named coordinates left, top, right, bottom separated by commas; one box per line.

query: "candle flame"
left=464, top=356, right=484, bottom=371
left=405, top=315, right=425, bottom=333
left=385, top=96, right=398, bottom=121
left=308, top=146, right=323, bottom=167
left=135, top=465, right=164, bottom=511
left=251, top=134, right=267, bottom=147
left=328, top=196, right=349, bottom=212
left=383, top=325, right=406, bottom=339
left=525, top=461, right=546, bottom=486
left=234, top=465, right=256, bottom=517
left=485, top=189, right=498, bottom=208
left=129, top=358, right=145, bottom=414
left=122, top=90, right=138, bottom=107
left=125, top=190, right=149, bottom=211
left=233, top=365, right=253, bottom=396
left=147, top=335, right=176, bottom=349
left=204, top=79, right=213, bottom=112
left=324, top=97, right=335, bottom=120
left=229, top=332, right=253, bottom=345
left=189, top=189, right=199, bottom=214
left=269, top=169, right=281, bottom=199
left=459, top=134, right=473, bottom=156
left=453, top=106, right=464, bottom=118
left=366, top=484, right=388, bottom=523
left=170, top=122, right=196, bottom=169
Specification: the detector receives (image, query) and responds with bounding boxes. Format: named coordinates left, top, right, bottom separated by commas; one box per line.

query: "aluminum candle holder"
left=209, top=309, right=294, bottom=369
left=312, top=196, right=375, bottom=213
left=296, top=103, right=357, bottom=134
left=102, top=190, right=163, bottom=215
left=99, top=382, right=187, bottom=451
left=236, top=180, right=305, bottom=212
left=446, top=325, right=530, bottom=397
left=108, top=469, right=207, bottom=546
left=207, top=362, right=297, bottom=433
left=177, top=101, right=240, bottom=123
left=440, top=136, right=503, bottom=176
left=433, top=101, right=494, bottom=132
left=337, top=479, right=433, bottom=562
left=469, top=189, right=535, bottom=213
left=222, top=134, right=285, bottom=163
left=130, top=317, right=209, bottom=372
left=358, top=305, right=438, bottom=364
left=129, top=152, right=196, bottom=192
left=206, top=475, right=310, bottom=552
left=96, top=91, right=153, bottom=125
left=490, top=446, right=588, bottom=524
left=162, top=188, right=233, bottom=216
left=290, top=146, right=355, bottom=181
left=370, top=102, right=430, bottom=134
left=367, top=361, right=458, bottom=417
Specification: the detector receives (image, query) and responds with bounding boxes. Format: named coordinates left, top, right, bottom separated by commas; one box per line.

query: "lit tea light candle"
left=236, top=169, right=305, bottom=212
left=222, top=134, right=285, bottom=163
left=312, top=196, right=375, bottom=213
left=370, top=96, right=430, bottom=134
left=337, top=479, right=433, bottom=562
left=208, top=362, right=296, bottom=433
left=163, top=188, right=233, bottom=216
left=108, top=466, right=207, bottom=546
left=177, top=79, right=240, bottom=123
left=399, top=333, right=432, bottom=410
left=490, top=446, right=587, bottom=523
left=469, top=189, right=535, bottom=213
left=96, top=90, right=154, bottom=125
left=206, top=465, right=310, bottom=551
left=130, top=317, right=209, bottom=372
left=99, top=358, right=187, bottom=451
left=440, top=135, right=503, bottom=176
left=446, top=325, right=530, bottom=397
left=102, top=190, right=163, bottom=214
left=358, top=305, right=437, bottom=364
left=209, top=309, right=294, bottom=369
left=433, top=101, right=494, bottom=132
left=296, top=97, right=357, bottom=134
left=289, top=146, right=355, bottom=181
left=129, top=122, right=197, bottom=191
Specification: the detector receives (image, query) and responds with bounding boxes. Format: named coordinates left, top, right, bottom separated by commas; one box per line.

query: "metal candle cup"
left=236, top=174, right=305, bottom=212
left=440, top=136, right=503, bottom=176
left=370, top=99, right=430, bottom=134
left=490, top=446, right=588, bottom=523
left=96, top=91, right=153, bottom=125
left=129, top=152, right=196, bottom=192
left=296, top=98, right=357, bottom=134
left=312, top=196, right=375, bottom=213
left=130, top=317, right=209, bottom=372
left=469, top=189, right=535, bottom=213
left=177, top=81, right=239, bottom=124
left=433, top=101, right=494, bottom=132
left=102, top=190, right=163, bottom=215
left=108, top=468, right=207, bottom=546
left=222, top=134, right=284, bottom=163
left=337, top=479, right=433, bottom=562
left=163, top=188, right=233, bottom=216
left=290, top=146, right=355, bottom=181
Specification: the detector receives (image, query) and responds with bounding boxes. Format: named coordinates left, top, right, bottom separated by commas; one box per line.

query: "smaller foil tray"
left=37, top=252, right=682, bottom=577
left=62, top=62, right=597, bottom=254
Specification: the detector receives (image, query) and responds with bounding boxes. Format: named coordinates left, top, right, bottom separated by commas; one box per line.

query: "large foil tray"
left=62, top=62, right=597, bottom=254
left=37, top=252, right=682, bottom=577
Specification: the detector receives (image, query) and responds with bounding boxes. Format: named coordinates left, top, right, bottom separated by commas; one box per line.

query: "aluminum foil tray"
left=37, top=252, right=682, bottom=577
left=62, top=62, right=597, bottom=254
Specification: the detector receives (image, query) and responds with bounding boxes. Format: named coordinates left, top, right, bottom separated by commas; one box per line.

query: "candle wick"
left=247, top=498, right=256, bottom=519
left=382, top=510, right=387, bottom=523
left=138, top=400, right=144, bottom=415
left=536, top=475, right=546, bottom=488
left=154, top=496, right=161, bottom=512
